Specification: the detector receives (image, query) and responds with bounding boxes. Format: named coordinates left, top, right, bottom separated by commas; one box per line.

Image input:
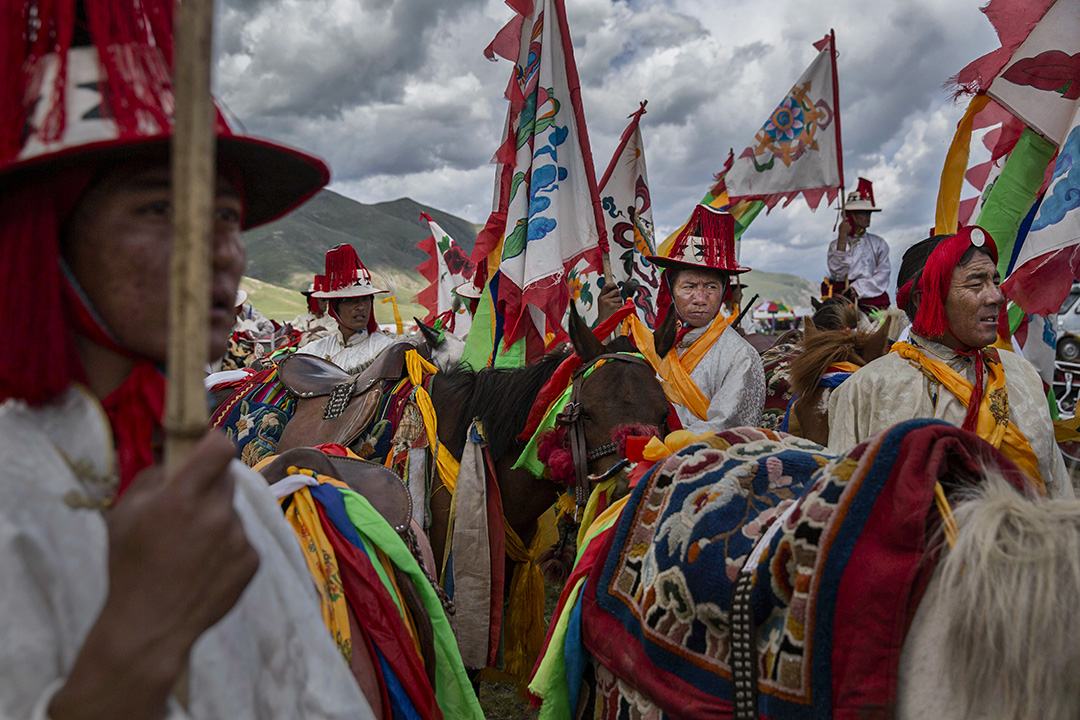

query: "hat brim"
left=313, top=286, right=389, bottom=299
left=1, top=134, right=329, bottom=230
left=646, top=256, right=751, bottom=274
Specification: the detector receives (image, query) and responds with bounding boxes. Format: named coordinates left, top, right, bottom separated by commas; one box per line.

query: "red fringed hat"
left=843, top=177, right=882, bottom=213
left=0, top=2, right=330, bottom=227
left=896, top=226, right=999, bottom=340
left=313, top=244, right=388, bottom=299
left=646, top=205, right=750, bottom=273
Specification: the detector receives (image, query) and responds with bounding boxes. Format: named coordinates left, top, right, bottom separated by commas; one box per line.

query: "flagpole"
left=829, top=28, right=845, bottom=215
left=166, top=0, right=216, bottom=471
left=553, top=0, right=612, bottom=284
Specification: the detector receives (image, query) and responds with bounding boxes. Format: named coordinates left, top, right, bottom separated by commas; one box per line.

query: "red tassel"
left=0, top=170, right=94, bottom=405
left=537, top=427, right=575, bottom=486
left=324, top=244, right=361, bottom=292
left=611, top=423, right=660, bottom=458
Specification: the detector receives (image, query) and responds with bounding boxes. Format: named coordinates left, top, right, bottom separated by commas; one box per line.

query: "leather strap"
left=556, top=353, right=652, bottom=506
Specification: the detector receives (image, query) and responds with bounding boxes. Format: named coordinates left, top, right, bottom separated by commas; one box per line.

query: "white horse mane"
left=936, top=469, right=1080, bottom=720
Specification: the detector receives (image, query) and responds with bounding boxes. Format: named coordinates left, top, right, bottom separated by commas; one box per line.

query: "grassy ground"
left=476, top=579, right=562, bottom=719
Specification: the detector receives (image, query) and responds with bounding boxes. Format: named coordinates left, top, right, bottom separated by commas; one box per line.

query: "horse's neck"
left=896, top=564, right=968, bottom=720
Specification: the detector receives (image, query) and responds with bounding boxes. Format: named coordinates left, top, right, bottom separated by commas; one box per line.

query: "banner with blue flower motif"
left=724, top=36, right=842, bottom=211
left=470, top=0, right=607, bottom=357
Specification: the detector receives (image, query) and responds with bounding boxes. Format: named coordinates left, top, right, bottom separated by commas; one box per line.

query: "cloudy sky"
left=213, top=0, right=1001, bottom=285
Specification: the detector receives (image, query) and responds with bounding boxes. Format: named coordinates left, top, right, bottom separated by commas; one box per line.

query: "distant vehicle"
left=1057, top=283, right=1080, bottom=361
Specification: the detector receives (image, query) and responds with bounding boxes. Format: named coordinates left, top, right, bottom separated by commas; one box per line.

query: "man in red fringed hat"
left=0, top=4, right=375, bottom=718
left=290, top=274, right=335, bottom=346
left=297, top=244, right=396, bottom=372
left=828, top=228, right=1072, bottom=498
left=645, top=205, right=765, bottom=433
left=824, top=179, right=892, bottom=314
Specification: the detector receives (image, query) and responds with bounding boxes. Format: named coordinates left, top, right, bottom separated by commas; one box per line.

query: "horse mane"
left=788, top=328, right=875, bottom=396
left=436, top=348, right=573, bottom=462
left=937, top=470, right=1080, bottom=720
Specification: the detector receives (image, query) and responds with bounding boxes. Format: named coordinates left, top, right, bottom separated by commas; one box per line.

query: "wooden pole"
left=165, top=0, right=216, bottom=472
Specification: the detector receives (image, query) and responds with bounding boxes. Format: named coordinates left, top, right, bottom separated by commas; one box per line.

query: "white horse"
left=898, top=471, right=1080, bottom=720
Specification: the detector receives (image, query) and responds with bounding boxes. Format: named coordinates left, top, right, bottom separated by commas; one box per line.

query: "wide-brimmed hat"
left=1, top=20, right=329, bottom=230
left=235, top=289, right=249, bottom=308
left=453, top=280, right=483, bottom=300
left=646, top=205, right=750, bottom=274
left=313, top=245, right=388, bottom=299
left=300, top=275, right=324, bottom=297
left=843, top=178, right=882, bottom=213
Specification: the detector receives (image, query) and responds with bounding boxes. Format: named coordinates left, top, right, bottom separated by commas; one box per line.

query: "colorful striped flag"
left=414, top=212, right=476, bottom=337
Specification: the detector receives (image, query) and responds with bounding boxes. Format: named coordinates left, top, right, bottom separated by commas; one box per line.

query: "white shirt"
left=827, top=232, right=891, bottom=299
left=827, top=334, right=1073, bottom=498
left=673, top=324, right=766, bottom=434
left=296, top=327, right=397, bottom=373
left=0, top=387, right=375, bottom=720
left=289, top=312, right=337, bottom=346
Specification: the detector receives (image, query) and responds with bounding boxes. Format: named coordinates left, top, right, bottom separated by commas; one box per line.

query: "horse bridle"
left=555, top=352, right=653, bottom=509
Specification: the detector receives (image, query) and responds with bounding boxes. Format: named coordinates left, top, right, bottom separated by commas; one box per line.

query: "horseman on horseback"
left=298, top=244, right=396, bottom=373
left=644, top=204, right=765, bottom=433
left=828, top=226, right=1074, bottom=498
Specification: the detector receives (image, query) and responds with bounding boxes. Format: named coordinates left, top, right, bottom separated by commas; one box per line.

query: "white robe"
left=673, top=325, right=766, bottom=434
left=0, top=387, right=374, bottom=720
left=828, top=334, right=1073, bottom=498
left=827, top=232, right=891, bottom=299
left=296, top=328, right=396, bottom=373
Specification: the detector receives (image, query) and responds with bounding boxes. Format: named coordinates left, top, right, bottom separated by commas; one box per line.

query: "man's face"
left=671, top=267, right=728, bottom=328
left=63, top=163, right=246, bottom=363
left=335, top=296, right=373, bottom=333
left=942, top=252, right=1003, bottom=350
left=850, top=211, right=873, bottom=231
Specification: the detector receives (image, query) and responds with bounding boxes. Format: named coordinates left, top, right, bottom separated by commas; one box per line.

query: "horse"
left=530, top=419, right=1080, bottom=720
left=420, top=304, right=676, bottom=682
left=425, top=304, right=675, bottom=564
left=786, top=316, right=890, bottom=445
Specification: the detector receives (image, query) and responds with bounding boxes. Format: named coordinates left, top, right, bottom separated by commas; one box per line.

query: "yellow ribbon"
left=284, top=487, right=353, bottom=663
left=380, top=296, right=404, bottom=335
left=627, top=309, right=735, bottom=420
left=405, top=349, right=461, bottom=493
left=502, top=519, right=548, bottom=692
left=891, top=342, right=1044, bottom=494
left=934, top=94, right=990, bottom=235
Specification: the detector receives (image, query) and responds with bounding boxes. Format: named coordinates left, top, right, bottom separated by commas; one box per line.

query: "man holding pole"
left=824, top=179, right=892, bottom=314
left=641, top=205, right=766, bottom=433
left=0, top=4, right=374, bottom=718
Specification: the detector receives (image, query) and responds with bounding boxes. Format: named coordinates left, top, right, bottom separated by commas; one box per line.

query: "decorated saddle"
left=532, top=419, right=1018, bottom=720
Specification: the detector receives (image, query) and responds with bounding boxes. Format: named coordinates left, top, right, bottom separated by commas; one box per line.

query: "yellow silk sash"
left=284, top=487, right=353, bottom=662
left=891, top=342, right=1044, bottom=494
left=405, top=349, right=461, bottom=493
left=625, top=308, right=735, bottom=420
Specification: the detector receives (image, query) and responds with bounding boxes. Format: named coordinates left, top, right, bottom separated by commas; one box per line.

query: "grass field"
left=241, top=272, right=430, bottom=326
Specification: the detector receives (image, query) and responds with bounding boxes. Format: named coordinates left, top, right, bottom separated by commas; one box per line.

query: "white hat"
left=311, top=245, right=388, bottom=299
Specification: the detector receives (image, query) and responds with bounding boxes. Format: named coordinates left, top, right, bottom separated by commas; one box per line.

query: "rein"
left=555, top=353, right=652, bottom=510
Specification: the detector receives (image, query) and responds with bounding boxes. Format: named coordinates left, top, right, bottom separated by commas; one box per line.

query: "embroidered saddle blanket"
left=575, top=419, right=1015, bottom=720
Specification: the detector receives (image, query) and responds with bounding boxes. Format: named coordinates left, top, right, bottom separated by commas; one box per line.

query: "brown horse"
left=425, top=304, right=676, bottom=570
left=786, top=316, right=890, bottom=445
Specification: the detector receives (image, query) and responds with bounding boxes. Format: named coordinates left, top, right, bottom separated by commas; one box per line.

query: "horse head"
left=414, top=317, right=465, bottom=372
left=565, top=302, right=672, bottom=477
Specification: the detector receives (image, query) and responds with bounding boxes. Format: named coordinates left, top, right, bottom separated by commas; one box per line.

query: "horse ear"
left=653, top=308, right=679, bottom=360
left=568, top=302, right=605, bottom=362
left=414, top=318, right=442, bottom=348
left=811, top=296, right=822, bottom=311
left=803, top=315, right=819, bottom=340
left=862, top=319, right=891, bottom=362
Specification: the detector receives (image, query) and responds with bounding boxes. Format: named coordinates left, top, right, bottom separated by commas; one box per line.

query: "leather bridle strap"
left=555, top=353, right=652, bottom=509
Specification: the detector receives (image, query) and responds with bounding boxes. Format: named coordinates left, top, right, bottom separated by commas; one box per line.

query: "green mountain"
left=242, top=189, right=820, bottom=321
left=243, top=190, right=481, bottom=291
left=738, top=270, right=820, bottom=311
